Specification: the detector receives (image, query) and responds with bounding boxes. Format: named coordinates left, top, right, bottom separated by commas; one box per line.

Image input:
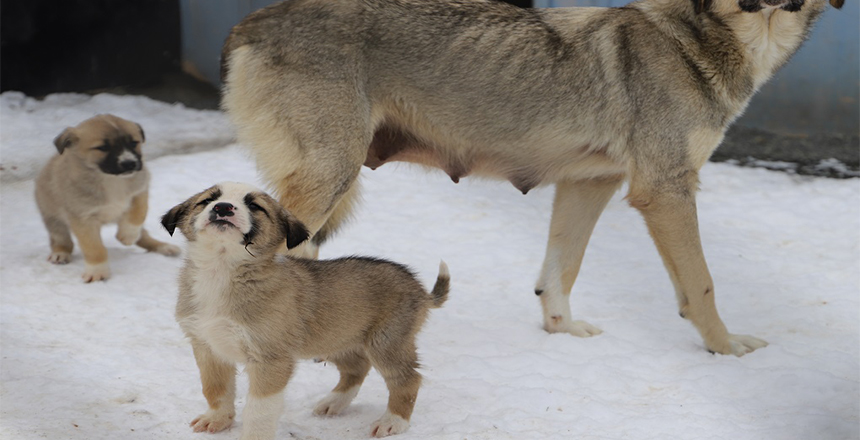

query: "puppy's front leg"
left=190, top=341, right=237, bottom=433
left=241, top=359, right=294, bottom=440
left=116, top=191, right=147, bottom=246
left=69, top=218, right=110, bottom=282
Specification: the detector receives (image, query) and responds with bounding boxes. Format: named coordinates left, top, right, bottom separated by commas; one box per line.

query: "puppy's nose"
left=213, top=202, right=235, bottom=217
left=119, top=160, right=139, bottom=171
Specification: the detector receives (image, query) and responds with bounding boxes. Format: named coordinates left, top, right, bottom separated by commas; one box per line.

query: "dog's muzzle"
left=208, top=202, right=239, bottom=228
left=739, top=0, right=804, bottom=11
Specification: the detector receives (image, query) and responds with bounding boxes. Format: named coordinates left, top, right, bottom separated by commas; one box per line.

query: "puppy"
left=161, top=182, right=450, bottom=439
left=35, top=114, right=180, bottom=282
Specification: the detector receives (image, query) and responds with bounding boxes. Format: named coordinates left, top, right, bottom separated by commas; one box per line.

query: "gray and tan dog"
left=35, top=114, right=180, bottom=282
left=221, top=0, right=844, bottom=357
left=161, top=182, right=450, bottom=439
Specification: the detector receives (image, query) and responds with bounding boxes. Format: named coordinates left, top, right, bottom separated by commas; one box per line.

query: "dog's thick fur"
left=35, top=114, right=180, bottom=282
left=221, top=0, right=842, bottom=356
left=161, top=182, right=450, bottom=439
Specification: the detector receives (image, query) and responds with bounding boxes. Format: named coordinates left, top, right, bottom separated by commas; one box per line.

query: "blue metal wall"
left=181, top=0, right=859, bottom=135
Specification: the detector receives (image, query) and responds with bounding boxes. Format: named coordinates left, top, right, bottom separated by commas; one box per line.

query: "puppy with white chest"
left=35, top=114, right=180, bottom=282
left=161, top=182, right=450, bottom=439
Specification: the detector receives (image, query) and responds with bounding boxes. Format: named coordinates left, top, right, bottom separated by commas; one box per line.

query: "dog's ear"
left=281, top=210, right=310, bottom=249
left=136, top=123, right=146, bottom=142
left=53, top=128, right=78, bottom=154
left=692, top=0, right=712, bottom=13
left=161, top=202, right=189, bottom=237
left=830, top=0, right=844, bottom=8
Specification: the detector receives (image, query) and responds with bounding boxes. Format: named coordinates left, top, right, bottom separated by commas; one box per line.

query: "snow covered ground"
left=1, top=93, right=858, bottom=440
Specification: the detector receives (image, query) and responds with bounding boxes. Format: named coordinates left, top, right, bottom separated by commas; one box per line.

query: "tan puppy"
left=221, top=0, right=844, bottom=356
left=35, top=114, right=180, bottom=282
left=161, top=182, right=450, bottom=439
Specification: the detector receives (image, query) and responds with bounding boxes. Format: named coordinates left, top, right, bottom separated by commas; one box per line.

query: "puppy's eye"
left=248, top=202, right=266, bottom=214
left=94, top=145, right=109, bottom=152
left=196, top=197, right=215, bottom=207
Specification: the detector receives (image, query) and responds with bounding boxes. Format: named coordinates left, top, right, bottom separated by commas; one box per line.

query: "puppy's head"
left=161, top=182, right=309, bottom=258
left=54, top=114, right=146, bottom=176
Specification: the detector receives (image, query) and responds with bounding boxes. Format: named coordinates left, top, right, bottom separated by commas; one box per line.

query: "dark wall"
left=0, top=0, right=181, bottom=96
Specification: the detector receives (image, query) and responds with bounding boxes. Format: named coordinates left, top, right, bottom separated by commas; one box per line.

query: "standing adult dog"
left=36, top=114, right=180, bottom=282
left=221, top=0, right=843, bottom=356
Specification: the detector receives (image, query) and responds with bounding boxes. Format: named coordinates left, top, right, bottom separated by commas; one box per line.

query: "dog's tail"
left=429, top=260, right=450, bottom=308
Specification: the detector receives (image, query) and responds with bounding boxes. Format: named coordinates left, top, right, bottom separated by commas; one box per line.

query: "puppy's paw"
left=154, top=243, right=182, bottom=257
left=82, top=262, right=111, bottom=283
left=544, top=317, right=603, bottom=337
left=191, top=408, right=235, bottom=433
left=48, top=252, right=71, bottom=264
left=116, top=225, right=142, bottom=246
left=370, top=411, right=410, bottom=438
left=711, top=334, right=768, bottom=357
left=313, top=388, right=359, bottom=417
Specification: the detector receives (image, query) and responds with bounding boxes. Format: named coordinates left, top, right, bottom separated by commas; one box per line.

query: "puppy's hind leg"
left=43, top=215, right=74, bottom=264
left=313, top=350, right=371, bottom=416
left=135, top=228, right=181, bottom=257
left=535, top=177, right=622, bottom=336
left=366, top=341, right=421, bottom=437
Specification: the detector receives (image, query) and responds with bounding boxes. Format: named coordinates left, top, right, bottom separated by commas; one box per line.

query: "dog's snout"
left=213, top=202, right=235, bottom=217
left=119, top=160, right=139, bottom=172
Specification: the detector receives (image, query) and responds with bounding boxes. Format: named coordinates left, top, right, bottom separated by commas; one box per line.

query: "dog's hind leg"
left=535, top=177, right=622, bottom=336
left=313, top=350, right=371, bottom=417
left=43, top=215, right=74, bottom=264
left=628, top=170, right=767, bottom=356
left=366, top=341, right=421, bottom=437
left=135, top=228, right=181, bottom=257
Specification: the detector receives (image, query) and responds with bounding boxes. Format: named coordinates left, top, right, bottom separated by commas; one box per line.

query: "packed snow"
left=1, top=93, right=858, bottom=440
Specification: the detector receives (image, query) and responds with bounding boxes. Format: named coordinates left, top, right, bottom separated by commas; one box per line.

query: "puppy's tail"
left=429, top=260, right=450, bottom=308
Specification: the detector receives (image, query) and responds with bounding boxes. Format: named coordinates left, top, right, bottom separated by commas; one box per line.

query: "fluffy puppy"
left=161, top=182, right=450, bottom=439
left=35, top=114, right=180, bottom=282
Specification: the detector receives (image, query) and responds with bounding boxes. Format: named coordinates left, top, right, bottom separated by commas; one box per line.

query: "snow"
left=1, top=93, right=858, bottom=440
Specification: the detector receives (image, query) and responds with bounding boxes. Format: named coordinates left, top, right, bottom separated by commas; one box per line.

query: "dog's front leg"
left=535, top=178, right=622, bottom=336
left=190, top=341, right=236, bottom=433
left=241, top=359, right=294, bottom=440
left=116, top=191, right=147, bottom=246
left=628, top=171, right=767, bottom=356
left=68, top=218, right=110, bottom=282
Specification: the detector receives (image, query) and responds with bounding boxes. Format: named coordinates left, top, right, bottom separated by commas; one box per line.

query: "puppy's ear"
left=281, top=210, right=310, bottom=249
left=136, top=123, right=146, bottom=142
left=692, top=0, right=711, bottom=13
left=53, top=128, right=78, bottom=154
left=830, top=0, right=844, bottom=8
left=161, top=202, right=189, bottom=237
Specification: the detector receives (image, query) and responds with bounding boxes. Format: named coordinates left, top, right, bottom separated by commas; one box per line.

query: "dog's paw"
left=313, top=389, right=359, bottom=417
left=370, top=411, right=410, bottom=438
left=116, top=225, right=142, bottom=246
left=48, top=252, right=71, bottom=264
left=191, top=408, right=235, bottom=433
left=154, top=243, right=182, bottom=257
left=82, top=263, right=111, bottom=283
left=544, top=317, right=603, bottom=337
left=710, top=334, right=768, bottom=357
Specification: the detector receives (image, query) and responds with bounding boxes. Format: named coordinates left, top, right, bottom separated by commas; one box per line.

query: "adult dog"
left=221, top=0, right=842, bottom=356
